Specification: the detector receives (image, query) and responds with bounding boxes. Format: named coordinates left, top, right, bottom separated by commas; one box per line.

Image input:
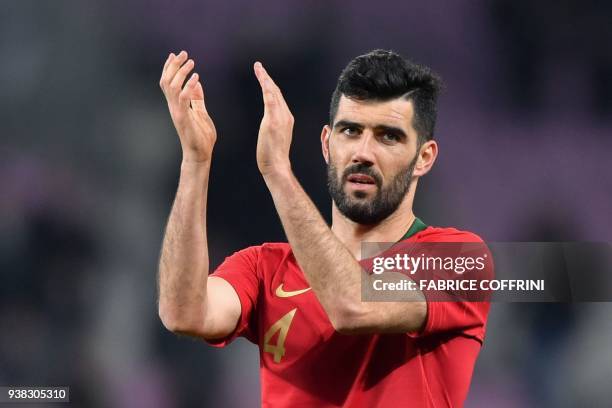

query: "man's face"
left=325, top=95, right=420, bottom=225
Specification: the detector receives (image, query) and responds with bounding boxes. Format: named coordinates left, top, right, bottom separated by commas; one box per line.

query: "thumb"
left=190, top=80, right=206, bottom=113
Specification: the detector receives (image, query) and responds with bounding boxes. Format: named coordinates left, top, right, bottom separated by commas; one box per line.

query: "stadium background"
left=1, top=0, right=611, bottom=406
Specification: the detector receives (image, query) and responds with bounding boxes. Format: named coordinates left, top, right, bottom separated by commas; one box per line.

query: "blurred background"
left=1, top=0, right=611, bottom=406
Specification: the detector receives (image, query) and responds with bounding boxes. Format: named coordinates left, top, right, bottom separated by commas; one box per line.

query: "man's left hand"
left=254, top=62, right=294, bottom=179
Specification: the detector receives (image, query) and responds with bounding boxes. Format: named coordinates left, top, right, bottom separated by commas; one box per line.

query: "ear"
left=413, top=140, right=438, bottom=177
left=321, top=125, right=331, bottom=164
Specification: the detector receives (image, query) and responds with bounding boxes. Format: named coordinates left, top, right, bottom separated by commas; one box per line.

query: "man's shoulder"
left=217, top=242, right=294, bottom=276
left=233, top=242, right=293, bottom=261
left=413, top=225, right=485, bottom=243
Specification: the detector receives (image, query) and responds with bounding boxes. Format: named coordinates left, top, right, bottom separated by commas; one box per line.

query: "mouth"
left=346, top=173, right=376, bottom=185
left=345, top=173, right=378, bottom=194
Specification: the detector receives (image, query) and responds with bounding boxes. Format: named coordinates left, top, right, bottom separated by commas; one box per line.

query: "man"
left=157, top=49, right=490, bottom=407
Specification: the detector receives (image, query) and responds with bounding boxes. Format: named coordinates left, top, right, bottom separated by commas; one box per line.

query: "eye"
left=342, top=127, right=360, bottom=137
left=381, top=133, right=400, bottom=143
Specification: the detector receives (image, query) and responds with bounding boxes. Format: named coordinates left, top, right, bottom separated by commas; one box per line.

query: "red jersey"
left=207, top=219, right=490, bottom=407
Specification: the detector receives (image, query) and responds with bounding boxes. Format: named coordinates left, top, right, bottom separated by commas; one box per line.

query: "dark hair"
left=329, top=49, right=442, bottom=143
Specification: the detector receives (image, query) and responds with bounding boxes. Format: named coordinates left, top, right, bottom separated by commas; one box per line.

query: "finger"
left=254, top=62, right=292, bottom=113
left=159, top=53, right=174, bottom=89
left=179, top=72, right=199, bottom=109
left=162, top=52, right=174, bottom=74
left=191, top=80, right=207, bottom=113
left=254, top=63, right=295, bottom=127
left=169, top=58, right=195, bottom=95
left=162, top=50, right=189, bottom=89
left=255, top=62, right=285, bottom=99
left=254, top=62, right=280, bottom=108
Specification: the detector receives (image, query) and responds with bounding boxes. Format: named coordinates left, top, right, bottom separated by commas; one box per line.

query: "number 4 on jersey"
left=263, top=308, right=297, bottom=363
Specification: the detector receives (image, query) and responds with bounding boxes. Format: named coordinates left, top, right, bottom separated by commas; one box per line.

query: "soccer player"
left=157, top=49, right=490, bottom=407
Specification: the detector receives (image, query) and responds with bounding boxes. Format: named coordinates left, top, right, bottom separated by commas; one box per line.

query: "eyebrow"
left=333, top=120, right=363, bottom=130
left=333, top=120, right=408, bottom=139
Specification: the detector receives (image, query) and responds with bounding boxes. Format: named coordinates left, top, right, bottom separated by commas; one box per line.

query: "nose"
left=350, top=131, right=376, bottom=166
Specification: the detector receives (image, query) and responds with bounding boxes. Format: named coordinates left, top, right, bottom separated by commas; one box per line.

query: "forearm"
left=158, top=160, right=211, bottom=333
left=253, top=61, right=425, bottom=334
left=265, top=171, right=425, bottom=333
left=264, top=171, right=364, bottom=326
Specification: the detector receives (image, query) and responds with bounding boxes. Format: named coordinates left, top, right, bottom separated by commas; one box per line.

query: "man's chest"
left=249, top=256, right=427, bottom=400
left=254, top=261, right=338, bottom=367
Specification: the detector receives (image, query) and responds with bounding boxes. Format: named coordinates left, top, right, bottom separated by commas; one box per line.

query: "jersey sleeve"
left=409, top=229, right=492, bottom=344
left=205, top=246, right=261, bottom=347
left=415, top=300, right=490, bottom=343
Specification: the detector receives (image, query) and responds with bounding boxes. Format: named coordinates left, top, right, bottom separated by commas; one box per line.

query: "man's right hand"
left=159, top=50, right=217, bottom=163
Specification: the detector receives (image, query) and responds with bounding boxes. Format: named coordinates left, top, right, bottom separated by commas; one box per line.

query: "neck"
left=331, top=189, right=416, bottom=259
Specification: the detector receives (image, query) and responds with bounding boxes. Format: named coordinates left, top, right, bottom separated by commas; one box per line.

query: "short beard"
left=327, top=155, right=417, bottom=225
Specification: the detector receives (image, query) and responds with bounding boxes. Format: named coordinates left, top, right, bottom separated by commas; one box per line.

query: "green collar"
left=399, top=217, right=428, bottom=241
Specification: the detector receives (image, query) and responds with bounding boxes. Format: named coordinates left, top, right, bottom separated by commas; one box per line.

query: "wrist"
left=180, top=159, right=212, bottom=178
left=181, top=148, right=213, bottom=166
left=181, top=153, right=212, bottom=166
left=261, top=164, right=294, bottom=186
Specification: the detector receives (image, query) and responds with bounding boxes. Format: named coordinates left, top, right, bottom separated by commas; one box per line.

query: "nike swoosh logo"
left=275, top=283, right=311, bottom=298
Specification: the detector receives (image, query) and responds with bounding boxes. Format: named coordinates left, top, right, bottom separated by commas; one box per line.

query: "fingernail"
left=169, top=52, right=175, bottom=58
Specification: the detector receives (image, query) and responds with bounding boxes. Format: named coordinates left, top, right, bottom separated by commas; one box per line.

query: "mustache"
left=341, top=163, right=382, bottom=187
